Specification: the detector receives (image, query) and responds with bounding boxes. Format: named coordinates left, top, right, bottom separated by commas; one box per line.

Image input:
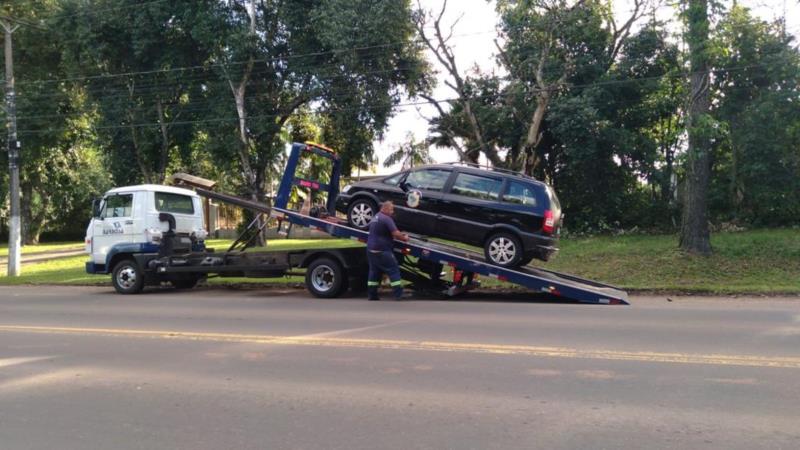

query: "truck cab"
left=85, top=185, right=207, bottom=275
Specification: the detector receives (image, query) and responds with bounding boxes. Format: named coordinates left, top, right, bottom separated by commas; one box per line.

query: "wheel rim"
left=350, top=203, right=374, bottom=228
left=310, top=265, right=335, bottom=292
left=116, top=265, right=137, bottom=289
left=488, top=237, right=516, bottom=265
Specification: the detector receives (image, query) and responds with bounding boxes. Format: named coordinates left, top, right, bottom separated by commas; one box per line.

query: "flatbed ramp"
left=197, top=184, right=629, bottom=306
left=280, top=206, right=627, bottom=306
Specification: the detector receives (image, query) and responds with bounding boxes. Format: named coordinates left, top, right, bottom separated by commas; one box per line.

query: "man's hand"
left=392, top=230, right=410, bottom=242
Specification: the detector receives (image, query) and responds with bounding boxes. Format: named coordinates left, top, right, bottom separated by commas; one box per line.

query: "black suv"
left=336, top=164, right=562, bottom=267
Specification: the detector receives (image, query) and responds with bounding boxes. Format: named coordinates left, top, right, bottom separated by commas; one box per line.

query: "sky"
left=373, top=0, right=800, bottom=174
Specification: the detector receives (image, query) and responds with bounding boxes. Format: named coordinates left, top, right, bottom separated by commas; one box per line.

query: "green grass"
left=0, top=241, right=84, bottom=258
left=1, top=230, right=799, bottom=294
left=543, top=229, right=800, bottom=294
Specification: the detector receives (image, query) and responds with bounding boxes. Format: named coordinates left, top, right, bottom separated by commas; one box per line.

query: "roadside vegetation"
left=2, top=229, right=797, bottom=294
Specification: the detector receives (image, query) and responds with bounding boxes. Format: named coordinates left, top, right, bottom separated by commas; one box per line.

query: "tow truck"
left=85, top=142, right=629, bottom=305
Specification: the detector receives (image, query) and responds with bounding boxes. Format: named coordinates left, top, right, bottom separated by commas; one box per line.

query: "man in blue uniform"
left=366, top=201, right=409, bottom=301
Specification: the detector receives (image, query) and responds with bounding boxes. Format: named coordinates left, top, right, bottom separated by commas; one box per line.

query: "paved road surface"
left=1, top=286, right=799, bottom=449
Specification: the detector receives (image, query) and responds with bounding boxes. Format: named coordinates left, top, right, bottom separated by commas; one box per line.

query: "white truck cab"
left=85, top=184, right=207, bottom=274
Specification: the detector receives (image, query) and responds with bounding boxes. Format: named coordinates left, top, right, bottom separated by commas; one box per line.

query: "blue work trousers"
left=367, top=250, right=403, bottom=300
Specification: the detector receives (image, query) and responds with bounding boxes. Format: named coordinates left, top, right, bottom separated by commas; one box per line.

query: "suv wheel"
left=484, top=232, right=523, bottom=268
left=112, top=259, right=145, bottom=294
left=347, top=199, right=376, bottom=229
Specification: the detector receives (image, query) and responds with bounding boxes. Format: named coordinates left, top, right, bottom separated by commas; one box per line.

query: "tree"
left=419, top=0, right=676, bottom=230
left=383, top=133, right=433, bottom=169
left=679, top=0, right=713, bottom=254
left=417, top=0, right=651, bottom=172
left=201, top=0, right=429, bottom=208
left=710, top=5, right=800, bottom=226
left=56, top=0, right=217, bottom=185
left=0, top=0, right=110, bottom=244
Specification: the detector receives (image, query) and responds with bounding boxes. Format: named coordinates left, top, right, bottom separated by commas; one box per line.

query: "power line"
left=12, top=57, right=799, bottom=123
left=15, top=59, right=800, bottom=137
left=14, top=28, right=498, bottom=87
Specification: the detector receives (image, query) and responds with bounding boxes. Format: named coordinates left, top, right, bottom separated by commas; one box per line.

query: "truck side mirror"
left=91, top=198, right=102, bottom=218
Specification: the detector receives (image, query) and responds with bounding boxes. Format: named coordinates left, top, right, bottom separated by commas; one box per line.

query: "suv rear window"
left=155, top=192, right=195, bottom=214
left=451, top=173, right=503, bottom=200
left=503, top=181, right=537, bottom=206
left=405, top=169, right=450, bottom=192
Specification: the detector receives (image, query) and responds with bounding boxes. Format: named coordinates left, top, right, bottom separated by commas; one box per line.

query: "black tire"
left=112, top=259, right=145, bottom=294
left=484, top=232, right=523, bottom=268
left=172, top=277, right=200, bottom=290
left=305, top=257, right=347, bottom=298
left=347, top=198, right=377, bottom=230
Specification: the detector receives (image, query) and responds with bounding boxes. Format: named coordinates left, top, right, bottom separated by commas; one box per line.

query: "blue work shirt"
left=367, top=212, right=398, bottom=251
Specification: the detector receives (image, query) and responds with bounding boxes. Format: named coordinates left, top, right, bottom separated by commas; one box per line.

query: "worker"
left=366, top=201, right=409, bottom=301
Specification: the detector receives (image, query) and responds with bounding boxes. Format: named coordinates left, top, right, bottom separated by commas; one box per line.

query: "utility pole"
left=2, top=19, right=21, bottom=276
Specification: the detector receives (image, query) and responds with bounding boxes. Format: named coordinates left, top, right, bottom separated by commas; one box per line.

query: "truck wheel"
left=347, top=198, right=376, bottom=229
left=306, top=257, right=347, bottom=298
left=112, top=259, right=145, bottom=294
left=484, top=232, right=523, bottom=268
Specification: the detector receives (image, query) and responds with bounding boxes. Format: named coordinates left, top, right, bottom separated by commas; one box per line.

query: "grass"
left=544, top=228, right=800, bottom=294
left=1, top=230, right=798, bottom=294
left=0, top=241, right=84, bottom=258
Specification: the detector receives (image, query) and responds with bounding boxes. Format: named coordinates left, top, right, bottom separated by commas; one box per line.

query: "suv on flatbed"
left=336, top=163, right=562, bottom=267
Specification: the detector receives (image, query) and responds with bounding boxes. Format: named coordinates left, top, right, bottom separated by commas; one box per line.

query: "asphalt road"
left=1, top=286, right=799, bottom=450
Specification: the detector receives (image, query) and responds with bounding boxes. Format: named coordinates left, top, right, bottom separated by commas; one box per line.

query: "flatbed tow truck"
left=87, top=142, right=629, bottom=305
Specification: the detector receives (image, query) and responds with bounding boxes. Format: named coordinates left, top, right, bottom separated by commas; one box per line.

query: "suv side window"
left=451, top=172, right=503, bottom=201
left=503, top=181, right=538, bottom=207
left=101, top=194, right=133, bottom=218
left=405, top=169, right=451, bottom=192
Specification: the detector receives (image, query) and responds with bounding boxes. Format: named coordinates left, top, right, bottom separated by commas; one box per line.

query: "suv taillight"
left=543, top=210, right=555, bottom=235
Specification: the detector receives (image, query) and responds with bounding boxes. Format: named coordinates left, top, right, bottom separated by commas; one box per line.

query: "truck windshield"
left=155, top=192, right=195, bottom=214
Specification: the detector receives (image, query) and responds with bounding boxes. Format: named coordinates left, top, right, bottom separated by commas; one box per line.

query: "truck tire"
left=112, top=259, right=145, bottom=294
left=305, top=257, right=347, bottom=298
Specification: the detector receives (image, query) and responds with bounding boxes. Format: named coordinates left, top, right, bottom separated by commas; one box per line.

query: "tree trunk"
left=679, top=0, right=712, bottom=255
left=20, top=180, right=48, bottom=245
left=155, top=98, right=170, bottom=184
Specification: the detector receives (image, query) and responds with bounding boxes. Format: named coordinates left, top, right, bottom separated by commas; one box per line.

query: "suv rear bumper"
left=520, top=233, right=559, bottom=261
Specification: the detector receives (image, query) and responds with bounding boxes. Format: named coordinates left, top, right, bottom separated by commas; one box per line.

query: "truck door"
left=91, top=193, right=135, bottom=264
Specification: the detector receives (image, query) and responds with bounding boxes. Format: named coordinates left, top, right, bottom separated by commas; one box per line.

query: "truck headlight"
left=342, top=184, right=352, bottom=194
left=145, top=228, right=163, bottom=243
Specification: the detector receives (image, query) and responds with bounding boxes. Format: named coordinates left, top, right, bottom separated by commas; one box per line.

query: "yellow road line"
left=2, top=325, right=799, bottom=369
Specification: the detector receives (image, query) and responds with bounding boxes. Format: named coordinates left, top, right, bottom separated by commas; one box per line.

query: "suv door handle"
left=125, top=220, right=133, bottom=225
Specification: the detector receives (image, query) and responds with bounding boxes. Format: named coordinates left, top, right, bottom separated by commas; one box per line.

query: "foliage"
left=383, top=133, right=434, bottom=169
left=2, top=0, right=800, bottom=242
left=709, top=5, right=800, bottom=227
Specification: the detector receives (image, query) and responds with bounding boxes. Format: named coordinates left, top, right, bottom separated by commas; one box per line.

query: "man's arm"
left=385, top=216, right=409, bottom=242
left=392, top=229, right=409, bottom=242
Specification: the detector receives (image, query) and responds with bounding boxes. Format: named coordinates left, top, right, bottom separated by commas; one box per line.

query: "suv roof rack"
left=440, top=162, right=540, bottom=182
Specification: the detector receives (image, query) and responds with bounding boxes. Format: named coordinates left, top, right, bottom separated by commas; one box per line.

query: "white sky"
left=374, top=0, right=800, bottom=174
